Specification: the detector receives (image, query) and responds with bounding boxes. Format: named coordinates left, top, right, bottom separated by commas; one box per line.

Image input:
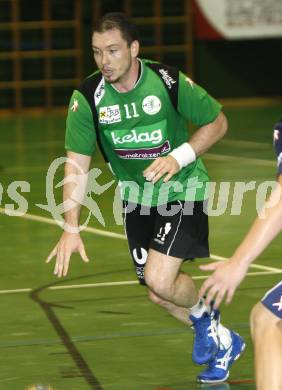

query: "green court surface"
left=0, top=103, right=281, bottom=390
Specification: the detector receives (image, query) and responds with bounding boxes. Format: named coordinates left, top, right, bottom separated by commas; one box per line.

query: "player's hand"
left=143, top=156, right=180, bottom=184
left=46, top=232, right=89, bottom=278
left=199, top=259, right=249, bottom=309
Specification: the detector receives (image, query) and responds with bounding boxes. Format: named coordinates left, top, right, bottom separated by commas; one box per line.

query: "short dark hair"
left=93, top=12, right=139, bottom=46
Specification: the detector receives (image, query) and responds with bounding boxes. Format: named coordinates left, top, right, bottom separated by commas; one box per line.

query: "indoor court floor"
left=0, top=103, right=281, bottom=389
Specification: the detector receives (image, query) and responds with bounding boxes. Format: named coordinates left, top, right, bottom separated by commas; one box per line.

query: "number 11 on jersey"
left=124, top=103, right=139, bottom=119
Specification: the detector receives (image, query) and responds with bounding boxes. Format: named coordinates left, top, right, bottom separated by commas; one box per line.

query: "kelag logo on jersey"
left=106, top=120, right=171, bottom=159
left=111, top=129, right=162, bottom=145
left=99, top=105, right=121, bottom=124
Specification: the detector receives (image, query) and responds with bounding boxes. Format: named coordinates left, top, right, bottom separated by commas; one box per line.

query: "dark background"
left=0, top=0, right=281, bottom=111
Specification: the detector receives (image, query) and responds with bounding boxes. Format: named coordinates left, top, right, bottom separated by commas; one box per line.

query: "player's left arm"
left=143, top=72, right=227, bottom=183
left=143, top=112, right=227, bottom=183
left=188, top=111, right=227, bottom=155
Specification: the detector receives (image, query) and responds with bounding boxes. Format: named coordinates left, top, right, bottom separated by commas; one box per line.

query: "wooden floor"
left=0, top=103, right=281, bottom=389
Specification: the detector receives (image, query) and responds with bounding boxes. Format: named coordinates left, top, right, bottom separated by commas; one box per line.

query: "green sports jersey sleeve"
left=177, top=72, right=222, bottom=127
left=65, top=90, right=96, bottom=156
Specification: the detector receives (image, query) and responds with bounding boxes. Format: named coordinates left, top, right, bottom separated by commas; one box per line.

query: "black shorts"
left=123, top=200, right=209, bottom=284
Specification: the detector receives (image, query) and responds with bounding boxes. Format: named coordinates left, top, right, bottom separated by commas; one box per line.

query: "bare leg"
left=250, top=302, right=282, bottom=390
left=148, top=288, right=192, bottom=325
left=144, top=249, right=235, bottom=376
left=144, top=249, right=198, bottom=305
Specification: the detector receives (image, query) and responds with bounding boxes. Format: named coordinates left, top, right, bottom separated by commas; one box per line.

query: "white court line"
left=0, top=270, right=281, bottom=295
left=219, top=139, right=270, bottom=149
left=1, top=208, right=280, bottom=273
left=0, top=209, right=281, bottom=296
left=0, top=208, right=126, bottom=240
left=0, top=288, right=32, bottom=294
left=204, top=153, right=275, bottom=167
left=210, top=254, right=282, bottom=273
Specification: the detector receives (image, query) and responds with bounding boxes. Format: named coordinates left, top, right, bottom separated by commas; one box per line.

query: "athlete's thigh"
left=145, top=248, right=183, bottom=287
left=123, top=201, right=155, bottom=284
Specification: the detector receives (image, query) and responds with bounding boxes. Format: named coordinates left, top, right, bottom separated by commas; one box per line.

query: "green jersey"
left=65, top=59, right=222, bottom=206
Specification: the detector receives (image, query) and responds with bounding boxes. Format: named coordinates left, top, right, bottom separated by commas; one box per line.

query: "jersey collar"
left=110, top=58, right=143, bottom=93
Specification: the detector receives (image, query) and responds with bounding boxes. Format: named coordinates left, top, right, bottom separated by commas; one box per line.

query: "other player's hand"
left=46, top=232, right=89, bottom=277
left=199, top=259, right=248, bottom=309
left=143, top=156, right=180, bottom=184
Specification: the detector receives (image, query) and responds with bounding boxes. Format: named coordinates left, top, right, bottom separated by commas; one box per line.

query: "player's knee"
left=148, top=289, right=164, bottom=305
left=148, top=289, right=173, bottom=310
left=250, top=302, right=264, bottom=336
left=144, top=271, right=173, bottom=300
left=250, top=302, right=273, bottom=338
left=149, top=282, right=173, bottom=301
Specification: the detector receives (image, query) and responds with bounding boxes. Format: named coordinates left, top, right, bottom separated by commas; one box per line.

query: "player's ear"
left=130, top=40, right=139, bottom=58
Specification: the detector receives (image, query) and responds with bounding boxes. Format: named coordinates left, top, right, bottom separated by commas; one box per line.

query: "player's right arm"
left=46, top=151, right=91, bottom=278
left=143, top=72, right=227, bottom=183
left=199, top=176, right=282, bottom=308
left=47, top=89, right=97, bottom=277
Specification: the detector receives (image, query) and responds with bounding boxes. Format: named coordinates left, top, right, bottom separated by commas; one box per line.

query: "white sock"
left=189, top=298, right=210, bottom=318
left=218, top=323, right=232, bottom=349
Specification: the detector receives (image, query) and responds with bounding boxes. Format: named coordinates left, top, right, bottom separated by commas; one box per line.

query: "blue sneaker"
left=197, top=330, right=246, bottom=383
left=190, top=309, right=220, bottom=365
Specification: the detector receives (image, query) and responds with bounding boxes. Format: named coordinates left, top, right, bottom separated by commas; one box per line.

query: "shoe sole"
left=197, top=340, right=246, bottom=384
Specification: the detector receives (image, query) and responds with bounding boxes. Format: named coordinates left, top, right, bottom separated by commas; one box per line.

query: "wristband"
left=169, top=142, right=196, bottom=169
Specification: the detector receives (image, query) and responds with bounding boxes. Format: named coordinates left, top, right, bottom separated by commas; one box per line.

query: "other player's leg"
left=251, top=282, right=282, bottom=390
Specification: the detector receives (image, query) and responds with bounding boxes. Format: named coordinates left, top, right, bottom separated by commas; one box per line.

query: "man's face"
left=92, top=28, right=136, bottom=84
